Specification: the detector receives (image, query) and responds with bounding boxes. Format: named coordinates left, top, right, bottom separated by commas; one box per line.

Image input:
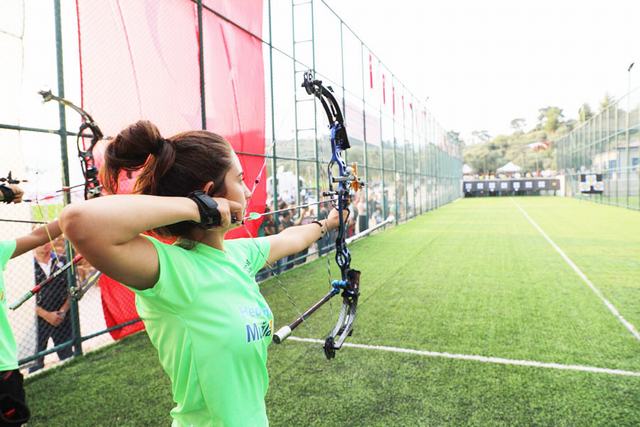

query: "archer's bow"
left=39, top=90, right=103, bottom=200
left=273, top=71, right=364, bottom=359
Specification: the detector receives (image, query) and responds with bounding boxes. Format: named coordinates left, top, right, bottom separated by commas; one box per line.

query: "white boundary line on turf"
left=511, top=199, right=640, bottom=342
left=288, top=337, right=640, bottom=377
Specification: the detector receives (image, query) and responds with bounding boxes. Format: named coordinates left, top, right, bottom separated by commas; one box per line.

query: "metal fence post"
left=54, top=0, right=82, bottom=358
left=197, top=0, right=207, bottom=130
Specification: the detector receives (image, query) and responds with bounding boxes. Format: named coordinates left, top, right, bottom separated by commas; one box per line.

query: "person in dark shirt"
left=291, top=206, right=311, bottom=265
left=317, top=200, right=340, bottom=257
left=29, top=241, right=73, bottom=373
left=278, top=203, right=296, bottom=271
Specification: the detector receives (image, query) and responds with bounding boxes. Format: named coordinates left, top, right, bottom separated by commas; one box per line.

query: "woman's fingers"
left=227, top=200, right=244, bottom=224
left=326, top=206, right=349, bottom=230
left=212, top=198, right=244, bottom=227
left=8, top=184, right=23, bottom=203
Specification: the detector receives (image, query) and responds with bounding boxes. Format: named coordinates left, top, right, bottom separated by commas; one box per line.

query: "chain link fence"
left=557, top=87, right=640, bottom=210
left=0, top=0, right=462, bottom=373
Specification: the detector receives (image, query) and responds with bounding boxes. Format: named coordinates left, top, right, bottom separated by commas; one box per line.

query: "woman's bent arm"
left=60, top=195, right=200, bottom=290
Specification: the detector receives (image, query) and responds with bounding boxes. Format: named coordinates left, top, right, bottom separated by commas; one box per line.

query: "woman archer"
left=59, top=120, right=343, bottom=426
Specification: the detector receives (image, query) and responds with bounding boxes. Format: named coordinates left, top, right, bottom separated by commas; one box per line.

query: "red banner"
left=76, top=0, right=265, bottom=339
left=98, top=275, right=144, bottom=339
left=392, top=85, right=395, bottom=115
left=369, top=53, right=373, bottom=89
left=382, top=74, right=386, bottom=104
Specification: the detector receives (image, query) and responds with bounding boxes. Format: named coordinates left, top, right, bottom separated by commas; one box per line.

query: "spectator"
left=317, top=201, right=335, bottom=256
left=255, top=206, right=274, bottom=281
left=256, top=206, right=271, bottom=237
left=356, top=195, right=367, bottom=234
left=278, top=203, right=295, bottom=270
left=29, top=242, right=73, bottom=373
left=346, top=204, right=356, bottom=237
left=292, top=207, right=311, bottom=265
left=277, top=202, right=294, bottom=230
left=373, top=208, right=384, bottom=225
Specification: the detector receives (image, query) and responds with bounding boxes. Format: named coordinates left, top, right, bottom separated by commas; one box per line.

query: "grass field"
left=25, top=197, right=640, bottom=426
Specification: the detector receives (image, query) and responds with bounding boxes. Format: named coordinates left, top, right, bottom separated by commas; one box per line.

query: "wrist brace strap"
left=187, top=191, right=222, bottom=229
left=0, top=185, right=15, bottom=204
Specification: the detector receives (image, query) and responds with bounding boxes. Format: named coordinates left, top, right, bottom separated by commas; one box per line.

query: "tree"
left=447, top=130, right=461, bottom=142
left=510, top=118, right=526, bottom=133
left=599, top=93, right=614, bottom=112
left=537, top=106, right=564, bottom=133
left=471, top=130, right=491, bottom=145
left=578, top=103, right=593, bottom=123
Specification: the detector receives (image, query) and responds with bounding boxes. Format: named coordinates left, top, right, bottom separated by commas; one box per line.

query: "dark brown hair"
left=101, top=120, right=233, bottom=236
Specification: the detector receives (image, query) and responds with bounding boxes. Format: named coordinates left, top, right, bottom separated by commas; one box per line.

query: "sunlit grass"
left=25, top=197, right=640, bottom=426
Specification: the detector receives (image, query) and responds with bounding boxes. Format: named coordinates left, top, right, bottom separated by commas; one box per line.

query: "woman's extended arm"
left=13, top=220, right=62, bottom=259
left=59, top=195, right=240, bottom=290
left=265, top=207, right=342, bottom=266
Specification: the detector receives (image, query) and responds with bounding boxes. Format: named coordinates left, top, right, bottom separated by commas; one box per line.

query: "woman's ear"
left=203, top=181, right=215, bottom=197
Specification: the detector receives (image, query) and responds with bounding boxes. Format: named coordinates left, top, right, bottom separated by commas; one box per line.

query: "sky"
left=324, top=0, right=640, bottom=143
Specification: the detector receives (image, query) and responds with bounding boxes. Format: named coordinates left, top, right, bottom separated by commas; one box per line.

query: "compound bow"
left=272, top=71, right=364, bottom=359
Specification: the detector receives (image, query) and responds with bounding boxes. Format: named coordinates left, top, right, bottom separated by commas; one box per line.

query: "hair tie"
left=151, top=138, right=168, bottom=155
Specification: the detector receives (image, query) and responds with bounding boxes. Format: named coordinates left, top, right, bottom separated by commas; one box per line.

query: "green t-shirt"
left=0, top=240, right=18, bottom=371
left=131, top=236, right=273, bottom=427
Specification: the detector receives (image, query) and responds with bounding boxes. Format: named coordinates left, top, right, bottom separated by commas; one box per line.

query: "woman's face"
left=221, top=152, right=252, bottom=215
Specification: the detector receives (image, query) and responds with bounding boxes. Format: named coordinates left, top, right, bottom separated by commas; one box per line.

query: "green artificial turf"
left=25, top=197, right=640, bottom=426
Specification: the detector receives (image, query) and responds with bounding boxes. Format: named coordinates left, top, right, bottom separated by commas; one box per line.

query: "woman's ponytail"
left=101, top=120, right=175, bottom=194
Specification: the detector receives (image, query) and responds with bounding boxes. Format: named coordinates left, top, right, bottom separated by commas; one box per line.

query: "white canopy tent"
left=497, top=162, right=522, bottom=173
